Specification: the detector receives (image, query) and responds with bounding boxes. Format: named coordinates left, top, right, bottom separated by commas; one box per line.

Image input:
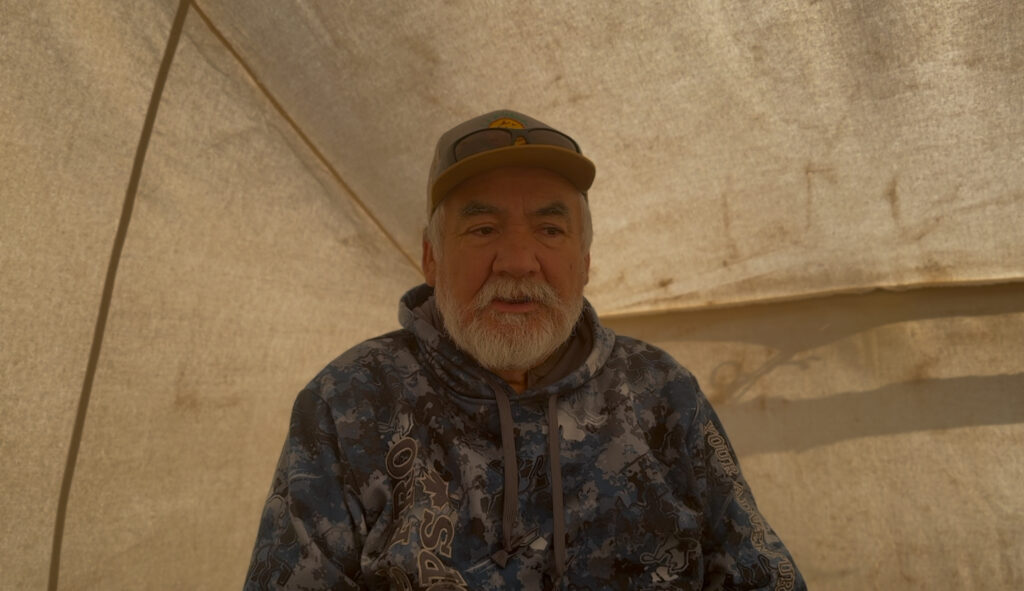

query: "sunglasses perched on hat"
left=427, top=110, right=596, bottom=214
left=452, top=126, right=580, bottom=160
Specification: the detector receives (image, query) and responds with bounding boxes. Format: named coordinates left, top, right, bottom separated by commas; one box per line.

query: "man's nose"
left=492, top=231, right=541, bottom=278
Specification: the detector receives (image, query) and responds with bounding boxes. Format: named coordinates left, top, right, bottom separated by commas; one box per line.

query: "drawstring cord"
left=491, top=386, right=568, bottom=578
left=492, top=387, right=518, bottom=567
left=547, top=393, right=567, bottom=577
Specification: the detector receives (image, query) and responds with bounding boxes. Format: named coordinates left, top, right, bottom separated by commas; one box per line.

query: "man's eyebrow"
left=458, top=201, right=499, bottom=217
left=457, top=200, right=571, bottom=218
left=533, top=202, right=570, bottom=218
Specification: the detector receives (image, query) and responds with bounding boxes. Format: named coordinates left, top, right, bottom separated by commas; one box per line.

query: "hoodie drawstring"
left=490, top=386, right=568, bottom=578
left=492, top=387, right=518, bottom=567
left=547, top=393, right=567, bottom=577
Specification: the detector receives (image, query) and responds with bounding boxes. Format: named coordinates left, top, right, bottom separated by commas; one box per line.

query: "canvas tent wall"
left=2, top=1, right=1022, bottom=589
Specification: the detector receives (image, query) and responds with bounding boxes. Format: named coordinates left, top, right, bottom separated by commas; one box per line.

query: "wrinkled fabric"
left=245, top=284, right=805, bottom=590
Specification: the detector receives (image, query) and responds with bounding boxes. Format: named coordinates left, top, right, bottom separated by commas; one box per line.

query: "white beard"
left=436, top=276, right=583, bottom=372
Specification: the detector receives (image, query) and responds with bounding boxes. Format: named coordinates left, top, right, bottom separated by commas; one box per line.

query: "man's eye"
left=541, top=226, right=566, bottom=236
left=470, top=226, right=496, bottom=236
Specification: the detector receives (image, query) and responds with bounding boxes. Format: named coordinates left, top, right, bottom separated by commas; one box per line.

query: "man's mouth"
left=488, top=295, right=539, bottom=313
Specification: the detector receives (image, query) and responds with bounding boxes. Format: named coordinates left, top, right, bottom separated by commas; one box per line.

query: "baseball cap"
left=427, top=110, right=596, bottom=214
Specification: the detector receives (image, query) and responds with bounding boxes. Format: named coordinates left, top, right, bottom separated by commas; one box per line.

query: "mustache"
left=472, top=278, right=561, bottom=311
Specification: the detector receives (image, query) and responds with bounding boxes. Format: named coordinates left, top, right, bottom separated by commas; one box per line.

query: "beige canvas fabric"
left=2, top=0, right=1021, bottom=589
left=607, top=283, right=1024, bottom=589
left=195, top=0, right=1024, bottom=313
left=2, top=3, right=169, bottom=589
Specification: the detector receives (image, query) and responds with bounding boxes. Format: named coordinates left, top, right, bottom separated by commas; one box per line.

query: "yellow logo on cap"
left=489, top=117, right=525, bottom=129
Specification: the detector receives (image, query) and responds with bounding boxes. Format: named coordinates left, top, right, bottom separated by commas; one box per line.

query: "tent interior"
left=3, top=1, right=1022, bottom=589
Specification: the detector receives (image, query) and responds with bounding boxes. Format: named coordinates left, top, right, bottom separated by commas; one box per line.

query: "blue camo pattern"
left=245, top=284, right=806, bottom=590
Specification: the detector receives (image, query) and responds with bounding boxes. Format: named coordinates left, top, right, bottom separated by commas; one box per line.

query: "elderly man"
left=246, top=110, right=805, bottom=590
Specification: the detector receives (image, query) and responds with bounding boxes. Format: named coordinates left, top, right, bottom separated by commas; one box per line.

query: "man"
left=246, top=110, right=805, bottom=590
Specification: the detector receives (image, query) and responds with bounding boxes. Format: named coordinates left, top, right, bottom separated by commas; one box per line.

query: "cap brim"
left=430, top=145, right=596, bottom=213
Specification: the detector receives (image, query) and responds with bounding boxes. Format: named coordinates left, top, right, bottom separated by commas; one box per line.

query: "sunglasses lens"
left=454, top=129, right=513, bottom=161
left=452, top=128, right=580, bottom=162
left=526, top=129, right=578, bottom=152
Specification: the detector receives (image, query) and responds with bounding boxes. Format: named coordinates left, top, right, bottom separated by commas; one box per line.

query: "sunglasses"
left=452, top=127, right=581, bottom=162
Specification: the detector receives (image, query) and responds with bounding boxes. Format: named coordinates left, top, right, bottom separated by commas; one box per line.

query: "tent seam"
left=47, top=1, right=192, bottom=589
left=190, top=1, right=422, bottom=275
left=599, top=277, right=1024, bottom=320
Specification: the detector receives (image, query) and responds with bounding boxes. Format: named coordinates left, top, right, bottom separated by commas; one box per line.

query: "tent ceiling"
left=194, top=0, right=1023, bottom=315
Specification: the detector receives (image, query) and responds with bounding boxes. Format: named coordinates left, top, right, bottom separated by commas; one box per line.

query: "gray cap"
left=427, top=110, right=596, bottom=214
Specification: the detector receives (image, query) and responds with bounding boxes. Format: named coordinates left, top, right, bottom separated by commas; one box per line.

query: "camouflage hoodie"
left=245, top=285, right=805, bottom=590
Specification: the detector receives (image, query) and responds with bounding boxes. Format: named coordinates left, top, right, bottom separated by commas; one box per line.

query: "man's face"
left=423, top=166, right=591, bottom=372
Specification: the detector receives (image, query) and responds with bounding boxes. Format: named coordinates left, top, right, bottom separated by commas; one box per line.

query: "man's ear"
left=422, top=237, right=437, bottom=286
